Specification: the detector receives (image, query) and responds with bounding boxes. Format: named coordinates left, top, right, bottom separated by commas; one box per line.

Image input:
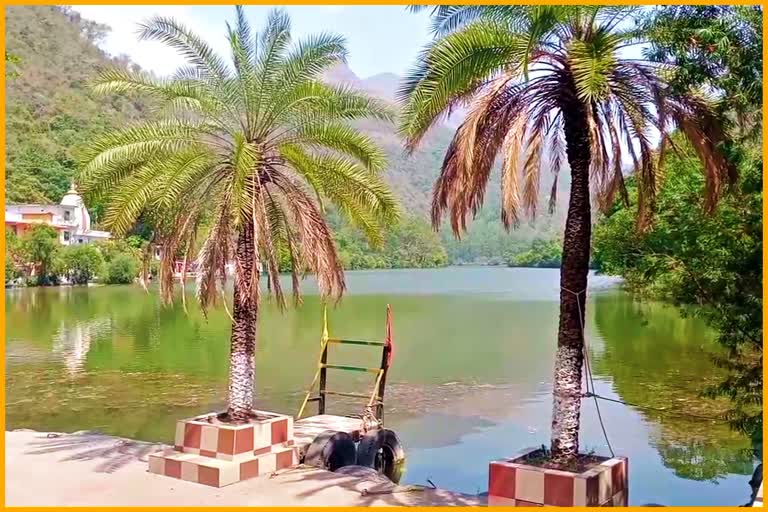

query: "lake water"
left=5, top=267, right=754, bottom=505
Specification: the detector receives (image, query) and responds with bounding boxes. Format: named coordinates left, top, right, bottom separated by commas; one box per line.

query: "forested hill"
left=5, top=6, right=145, bottom=204
left=5, top=5, right=565, bottom=265
left=5, top=5, right=455, bottom=215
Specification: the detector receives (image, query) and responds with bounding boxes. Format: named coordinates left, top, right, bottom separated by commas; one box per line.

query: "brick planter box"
left=488, top=447, right=628, bottom=507
left=149, top=410, right=298, bottom=487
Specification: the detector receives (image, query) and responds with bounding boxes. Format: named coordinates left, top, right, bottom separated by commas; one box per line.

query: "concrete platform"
left=293, top=414, right=367, bottom=457
left=6, top=430, right=484, bottom=506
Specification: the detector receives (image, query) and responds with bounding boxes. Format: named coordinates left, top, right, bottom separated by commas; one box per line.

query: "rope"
left=361, top=485, right=426, bottom=496
left=561, top=286, right=615, bottom=457
left=582, top=391, right=732, bottom=423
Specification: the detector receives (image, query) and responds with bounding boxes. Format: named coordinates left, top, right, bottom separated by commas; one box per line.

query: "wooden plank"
left=322, top=364, right=380, bottom=373
left=321, top=390, right=372, bottom=399
left=293, top=414, right=365, bottom=456
left=319, top=340, right=328, bottom=415
left=377, top=343, right=391, bottom=421
left=327, top=338, right=385, bottom=347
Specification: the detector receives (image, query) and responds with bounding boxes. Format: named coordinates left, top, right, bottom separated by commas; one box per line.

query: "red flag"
left=385, top=304, right=395, bottom=367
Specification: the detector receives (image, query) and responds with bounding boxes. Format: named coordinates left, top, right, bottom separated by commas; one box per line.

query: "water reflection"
left=52, top=319, right=111, bottom=376
left=590, top=291, right=753, bottom=482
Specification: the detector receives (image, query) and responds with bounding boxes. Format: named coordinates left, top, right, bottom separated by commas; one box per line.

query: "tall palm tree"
left=399, top=5, right=735, bottom=464
left=80, top=7, right=397, bottom=422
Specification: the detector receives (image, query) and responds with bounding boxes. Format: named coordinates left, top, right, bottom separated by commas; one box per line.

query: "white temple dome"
left=59, top=180, right=91, bottom=234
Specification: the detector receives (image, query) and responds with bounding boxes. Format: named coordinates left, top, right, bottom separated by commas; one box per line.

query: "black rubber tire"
left=356, top=429, right=406, bottom=483
left=303, top=430, right=357, bottom=472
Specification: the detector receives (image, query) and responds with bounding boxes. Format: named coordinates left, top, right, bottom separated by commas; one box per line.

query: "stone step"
left=149, top=444, right=299, bottom=488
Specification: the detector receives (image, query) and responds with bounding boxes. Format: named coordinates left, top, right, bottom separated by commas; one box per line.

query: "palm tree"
left=399, top=5, right=735, bottom=464
left=80, top=7, right=397, bottom=422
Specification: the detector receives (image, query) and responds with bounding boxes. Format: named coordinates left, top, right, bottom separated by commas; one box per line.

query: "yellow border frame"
left=0, top=2, right=764, bottom=510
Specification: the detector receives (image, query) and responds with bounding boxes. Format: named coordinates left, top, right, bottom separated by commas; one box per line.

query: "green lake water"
left=5, top=267, right=754, bottom=505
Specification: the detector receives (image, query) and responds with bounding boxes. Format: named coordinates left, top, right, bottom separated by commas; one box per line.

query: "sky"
left=72, top=5, right=433, bottom=79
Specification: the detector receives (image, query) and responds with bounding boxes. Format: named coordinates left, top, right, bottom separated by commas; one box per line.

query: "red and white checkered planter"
left=488, top=447, right=628, bottom=507
left=149, top=410, right=298, bottom=487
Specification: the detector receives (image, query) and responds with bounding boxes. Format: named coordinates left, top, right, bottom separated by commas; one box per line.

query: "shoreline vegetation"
left=6, top=213, right=567, bottom=288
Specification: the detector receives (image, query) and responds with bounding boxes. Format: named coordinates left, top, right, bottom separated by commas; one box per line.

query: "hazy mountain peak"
left=322, top=62, right=362, bottom=86
left=323, top=62, right=401, bottom=102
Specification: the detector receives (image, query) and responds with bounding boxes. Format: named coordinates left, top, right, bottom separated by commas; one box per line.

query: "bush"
left=104, top=253, right=139, bottom=284
left=59, top=244, right=104, bottom=284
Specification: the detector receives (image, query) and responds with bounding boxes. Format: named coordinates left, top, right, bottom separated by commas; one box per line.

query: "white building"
left=5, top=181, right=111, bottom=245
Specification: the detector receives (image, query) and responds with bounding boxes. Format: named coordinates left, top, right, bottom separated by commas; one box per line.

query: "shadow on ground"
left=14, top=430, right=485, bottom=505
left=17, top=429, right=162, bottom=474
left=273, top=464, right=486, bottom=506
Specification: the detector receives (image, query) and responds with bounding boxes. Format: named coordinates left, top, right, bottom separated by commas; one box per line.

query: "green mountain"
left=5, top=5, right=565, bottom=264
left=5, top=6, right=145, bottom=206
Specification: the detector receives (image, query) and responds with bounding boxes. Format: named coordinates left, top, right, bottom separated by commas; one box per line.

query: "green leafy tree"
left=399, top=5, right=734, bottom=464
left=5, top=228, right=23, bottom=283
left=80, top=7, right=397, bottom=422
left=104, top=253, right=140, bottom=285
left=331, top=214, right=448, bottom=270
left=642, top=6, right=762, bottom=138
left=594, top=5, right=763, bottom=455
left=509, top=238, right=562, bottom=268
left=593, top=138, right=762, bottom=452
left=58, top=243, right=104, bottom=284
left=95, top=238, right=141, bottom=264
left=21, top=224, right=60, bottom=286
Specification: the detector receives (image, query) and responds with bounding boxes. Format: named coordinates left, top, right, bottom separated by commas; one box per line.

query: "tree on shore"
left=80, top=7, right=397, bottom=422
left=20, top=224, right=60, bottom=286
left=400, top=5, right=735, bottom=464
left=58, top=244, right=104, bottom=285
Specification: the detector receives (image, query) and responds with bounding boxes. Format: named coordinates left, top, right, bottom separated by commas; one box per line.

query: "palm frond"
left=398, top=22, right=527, bottom=152
left=290, top=121, right=387, bottom=172
left=138, top=16, right=230, bottom=82
left=669, top=94, right=737, bottom=211
left=409, top=2, right=737, bottom=244
left=196, top=200, right=234, bottom=315
left=270, top=173, right=345, bottom=302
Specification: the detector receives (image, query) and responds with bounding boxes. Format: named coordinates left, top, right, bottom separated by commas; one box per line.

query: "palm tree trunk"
left=550, top=81, right=592, bottom=464
left=227, top=222, right=258, bottom=422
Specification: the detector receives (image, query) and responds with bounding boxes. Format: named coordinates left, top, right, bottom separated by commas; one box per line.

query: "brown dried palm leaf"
left=157, top=209, right=198, bottom=306
left=547, top=117, right=565, bottom=214
left=271, top=172, right=345, bottom=302
left=196, top=200, right=234, bottom=316
left=669, top=96, right=737, bottom=212
left=522, top=113, right=547, bottom=220
left=433, top=81, right=527, bottom=235
left=587, top=105, right=611, bottom=213
left=600, top=103, right=628, bottom=209
left=500, top=114, right=527, bottom=229
left=614, top=103, right=656, bottom=230
left=264, top=189, right=303, bottom=307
